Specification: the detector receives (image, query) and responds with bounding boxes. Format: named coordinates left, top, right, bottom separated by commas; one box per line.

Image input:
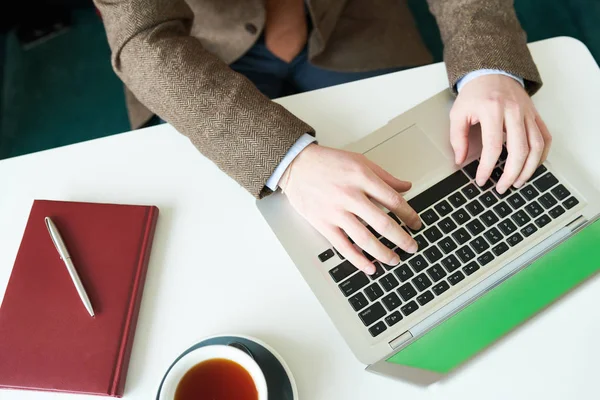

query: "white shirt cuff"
left=266, top=133, right=317, bottom=191
left=456, top=69, right=525, bottom=92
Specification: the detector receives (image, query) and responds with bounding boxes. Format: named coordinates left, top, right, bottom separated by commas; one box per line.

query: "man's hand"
left=450, top=74, right=552, bottom=194
left=279, top=144, right=421, bottom=275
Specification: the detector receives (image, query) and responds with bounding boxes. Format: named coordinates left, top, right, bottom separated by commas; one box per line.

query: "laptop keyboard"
left=319, top=148, right=581, bottom=338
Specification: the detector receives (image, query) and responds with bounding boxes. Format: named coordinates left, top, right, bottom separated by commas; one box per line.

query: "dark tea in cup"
left=174, top=358, right=259, bottom=400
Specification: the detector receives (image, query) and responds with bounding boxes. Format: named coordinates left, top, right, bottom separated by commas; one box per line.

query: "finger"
left=449, top=105, right=471, bottom=164
left=340, top=212, right=401, bottom=267
left=496, top=107, right=529, bottom=193
left=365, top=158, right=412, bottom=193
left=513, top=117, right=545, bottom=187
left=476, top=107, right=504, bottom=186
left=349, top=196, right=418, bottom=254
left=535, top=112, right=552, bottom=164
left=324, top=225, right=375, bottom=275
left=361, top=173, right=421, bottom=231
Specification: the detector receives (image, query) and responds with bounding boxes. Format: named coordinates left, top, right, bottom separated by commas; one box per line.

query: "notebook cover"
left=0, top=200, right=159, bottom=396
left=387, top=218, right=600, bottom=373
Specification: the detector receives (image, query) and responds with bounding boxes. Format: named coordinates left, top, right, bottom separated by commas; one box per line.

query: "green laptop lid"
left=387, top=218, right=600, bottom=373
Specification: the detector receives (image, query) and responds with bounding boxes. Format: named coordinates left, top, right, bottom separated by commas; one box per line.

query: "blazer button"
left=245, top=23, right=258, bottom=35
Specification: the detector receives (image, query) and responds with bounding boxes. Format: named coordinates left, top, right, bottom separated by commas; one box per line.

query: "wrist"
left=280, top=143, right=317, bottom=192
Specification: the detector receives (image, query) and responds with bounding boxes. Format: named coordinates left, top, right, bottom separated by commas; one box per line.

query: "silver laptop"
left=257, top=89, right=600, bottom=382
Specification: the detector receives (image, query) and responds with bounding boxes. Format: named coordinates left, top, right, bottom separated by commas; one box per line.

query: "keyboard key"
left=438, top=237, right=458, bottom=254
left=452, top=227, right=472, bottom=245
left=438, top=217, right=457, bottom=234
left=465, top=199, right=485, bottom=216
left=533, top=172, right=559, bottom=192
left=380, top=274, right=399, bottom=291
left=339, top=272, right=370, bottom=296
left=426, top=264, right=447, bottom=282
left=456, top=246, right=476, bottom=263
left=434, top=200, right=453, bottom=217
left=423, top=246, right=443, bottom=263
left=394, top=264, right=415, bottom=282
left=529, top=164, right=547, bottom=181
left=493, top=186, right=511, bottom=199
left=370, top=263, right=386, bottom=280
left=432, top=280, right=450, bottom=295
left=479, top=192, right=498, bottom=207
left=470, top=236, right=490, bottom=254
left=398, top=282, right=418, bottom=301
left=507, top=193, right=526, bottom=209
left=448, top=191, right=467, bottom=208
left=466, top=219, right=485, bottom=235
left=539, top=193, right=558, bottom=209
left=493, top=202, right=512, bottom=218
left=388, top=211, right=402, bottom=225
left=463, top=160, right=479, bottom=179
left=551, top=184, right=570, bottom=200
left=413, top=234, right=428, bottom=252
left=491, top=166, right=504, bottom=182
left=498, top=219, right=517, bottom=235
left=511, top=210, right=531, bottom=227
left=535, top=214, right=552, bottom=228
left=382, top=292, right=402, bottom=311
left=507, top=232, right=524, bottom=247
left=549, top=205, right=566, bottom=219
left=363, top=250, right=375, bottom=261
left=480, top=210, right=500, bottom=227
left=329, top=260, right=357, bottom=283
left=564, top=197, right=579, bottom=210
left=462, top=183, right=481, bottom=199
left=417, top=290, right=435, bottom=306
left=359, top=302, right=387, bottom=326
left=409, top=255, right=428, bottom=273
left=483, top=227, right=503, bottom=245
left=499, top=146, right=508, bottom=161
left=451, top=208, right=471, bottom=225
left=481, top=179, right=494, bottom=190
left=400, top=300, right=419, bottom=316
left=525, top=201, right=544, bottom=218
left=424, top=226, right=443, bottom=243
left=318, top=249, right=335, bottom=262
left=366, top=225, right=381, bottom=238
left=521, top=185, right=540, bottom=201
left=385, top=311, right=403, bottom=327
left=364, top=283, right=384, bottom=301
left=477, top=251, right=494, bottom=266
left=441, top=254, right=461, bottom=272
left=448, top=271, right=465, bottom=286
left=413, top=273, right=433, bottom=291
left=380, top=237, right=396, bottom=250
left=369, top=321, right=387, bottom=337
left=408, top=170, right=470, bottom=213
left=333, top=248, right=344, bottom=260
left=463, top=261, right=480, bottom=276
left=421, top=209, right=440, bottom=225
left=394, top=247, right=413, bottom=262
left=492, top=242, right=509, bottom=256
left=521, top=223, right=538, bottom=237
left=349, top=293, right=369, bottom=311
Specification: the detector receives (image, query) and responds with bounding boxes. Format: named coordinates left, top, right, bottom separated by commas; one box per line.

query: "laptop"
left=256, top=89, right=600, bottom=382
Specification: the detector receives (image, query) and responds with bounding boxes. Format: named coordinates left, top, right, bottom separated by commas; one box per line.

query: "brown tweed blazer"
left=94, top=0, right=542, bottom=198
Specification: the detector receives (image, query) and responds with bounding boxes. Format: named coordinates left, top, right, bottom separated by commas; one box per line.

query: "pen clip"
left=45, top=217, right=70, bottom=259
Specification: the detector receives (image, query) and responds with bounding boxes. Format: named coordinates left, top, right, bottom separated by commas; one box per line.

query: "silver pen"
left=45, top=217, right=95, bottom=317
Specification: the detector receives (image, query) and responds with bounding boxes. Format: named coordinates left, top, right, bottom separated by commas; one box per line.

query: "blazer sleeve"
left=94, top=0, right=314, bottom=198
left=426, top=0, right=542, bottom=95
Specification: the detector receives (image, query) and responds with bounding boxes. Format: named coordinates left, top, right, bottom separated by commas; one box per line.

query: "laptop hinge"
left=389, top=331, right=413, bottom=350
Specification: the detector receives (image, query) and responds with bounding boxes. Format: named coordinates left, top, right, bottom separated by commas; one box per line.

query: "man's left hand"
left=449, top=74, right=552, bottom=194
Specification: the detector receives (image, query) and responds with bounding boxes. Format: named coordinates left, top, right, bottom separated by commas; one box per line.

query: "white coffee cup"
left=159, top=345, right=268, bottom=400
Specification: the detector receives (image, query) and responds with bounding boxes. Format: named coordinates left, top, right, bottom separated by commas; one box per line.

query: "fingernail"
left=389, top=255, right=400, bottom=266
left=365, top=264, right=376, bottom=275
left=513, top=180, right=523, bottom=188
left=408, top=241, right=418, bottom=253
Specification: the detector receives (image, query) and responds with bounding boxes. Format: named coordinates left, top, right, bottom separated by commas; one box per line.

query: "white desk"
left=1, top=37, right=599, bottom=400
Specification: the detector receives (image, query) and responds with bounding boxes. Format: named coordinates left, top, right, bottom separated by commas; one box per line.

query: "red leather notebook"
left=0, top=200, right=159, bottom=397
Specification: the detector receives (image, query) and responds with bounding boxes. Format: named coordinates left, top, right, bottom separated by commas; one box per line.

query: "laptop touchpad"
left=363, top=124, right=452, bottom=184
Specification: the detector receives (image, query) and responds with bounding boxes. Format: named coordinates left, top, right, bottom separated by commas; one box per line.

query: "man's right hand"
left=279, top=144, right=421, bottom=275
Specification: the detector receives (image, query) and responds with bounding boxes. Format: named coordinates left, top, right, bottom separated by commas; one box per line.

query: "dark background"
left=1, top=0, right=599, bottom=160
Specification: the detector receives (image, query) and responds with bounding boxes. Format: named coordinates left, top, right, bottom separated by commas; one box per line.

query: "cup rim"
left=159, top=344, right=268, bottom=400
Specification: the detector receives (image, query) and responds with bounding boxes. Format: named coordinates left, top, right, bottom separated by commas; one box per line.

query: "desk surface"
left=1, top=37, right=599, bottom=400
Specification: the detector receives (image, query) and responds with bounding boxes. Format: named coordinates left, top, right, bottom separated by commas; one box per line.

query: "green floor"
left=1, top=0, right=599, bottom=160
